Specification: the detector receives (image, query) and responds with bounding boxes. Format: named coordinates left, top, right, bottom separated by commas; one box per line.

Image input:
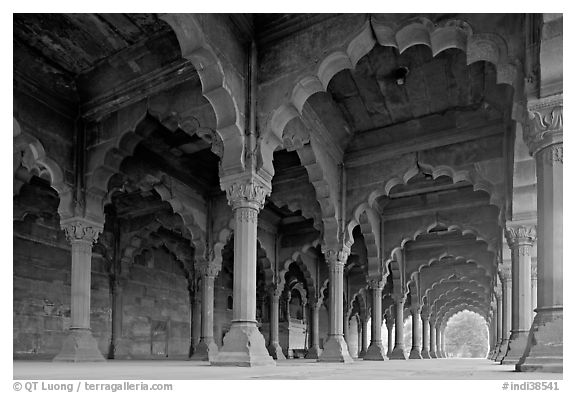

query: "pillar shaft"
left=421, top=315, right=430, bottom=358
left=496, top=266, right=511, bottom=362
left=517, top=97, right=563, bottom=372
left=109, top=280, right=122, bottom=359
left=318, top=250, right=353, bottom=363
left=359, top=318, right=368, bottom=357
left=191, top=296, right=201, bottom=354
left=191, top=263, right=220, bottom=361
left=305, top=302, right=321, bottom=359
left=211, top=177, right=275, bottom=367
left=436, top=327, right=442, bottom=358
left=386, top=318, right=394, bottom=358
left=364, top=281, right=386, bottom=360
left=531, top=263, right=537, bottom=318
left=409, top=306, right=422, bottom=359
left=389, top=295, right=406, bottom=359
left=267, top=287, right=285, bottom=360
left=429, top=325, right=437, bottom=358
left=54, top=219, right=105, bottom=362
left=502, top=226, right=535, bottom=364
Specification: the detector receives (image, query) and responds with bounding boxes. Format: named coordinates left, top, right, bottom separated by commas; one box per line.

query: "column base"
left=53, top=329, right=105, bottom=362
left=490, top=342, right=502, bottom=360
left=267, top=342, right=286, bottom=360
left=409, top=347, right=423, bottom=359
left=358, top=348, right=366, bottom=358
left=305, top=345, right=322, bottom=359
left=389, top=346, right=407, bottom=360
left=429, top=350, right=437, bottom=358
left=516, top=307, right=563, bottom=373
left=495, top=339, right=509, bottom=362
left=501, top=331, right=529, bottom=365
left=421, top=349, right=430, bottom=359
left=318, top=335, right=353, bottom=363
left=364, top=341, right=386, bottom=360
left=190, top=338, right=219, bottom=361
left=211, top=322, right=275, bottom=367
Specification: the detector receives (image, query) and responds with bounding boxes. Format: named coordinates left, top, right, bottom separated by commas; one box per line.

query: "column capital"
left=391, top=293, right=406, bottom=303
left=498, top=261, right=512, bottom=282
left=505, top=224, right=536, bottom=249
left=195, top=258, right=221, bottom=278
left=367, top=277, right=385, bottom=290
left=410, top=303, right=422, bottom=314
left=268, top=283, right=283, bottom=299
left=60, top=217, right=103, bottom=244
left=524, top=94, right=563, bottom=156
left=494, top=286, right=502, bottom=300
left=322, top=245, right=350, bottom=269
left=222, top=174, right=271, bottom=211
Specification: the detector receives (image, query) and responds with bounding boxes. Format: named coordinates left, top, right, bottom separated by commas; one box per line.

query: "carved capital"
left=392, top=293, right=406, bottom=304
left=322, top=245, right=350, bottom=266
left=195, top=258, right=221, bottom=278
left=223, top=176, right=271, bottom=211
left=524, top=95, right=563, bottom=156
left=367, top=277, right=385, bottom=290
left=268, top=284, right=283, bottom=299
left=498, top=262, right=512, bottom=282
left=410, top=303, right=422, bottom=315
left=494, top=286, right=502, bottom=300
left=505, top=225, right=536, bottom=250
left=60, top=218, right=102, bottom=244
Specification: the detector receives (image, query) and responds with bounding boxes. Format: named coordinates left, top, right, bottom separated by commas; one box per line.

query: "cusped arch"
left=423, top=276, right=490, bottom=305
left=278, top=248, right=317, bottom=298
left=263, top=16, right=521, bottom=162
left=160, top=14, right=245, bottom=177
left=13, top=119, right=74, bottom=220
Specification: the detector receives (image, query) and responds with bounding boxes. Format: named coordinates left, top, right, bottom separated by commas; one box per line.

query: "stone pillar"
left=364, top=279, right=386, bottom=360
left=531, top=262, right=537, bottom=319
left=517, top=96, right=563, bottom=373
left=421, top=309, right=430, bottom=359
left=54, top=218, right=105, bottom=362
left=108, top=278, right=122, bottom=359
left=191, top=292, right=201, bottom=356
left=409, top=304, right=423, bottom=359
left=491, top=290, right=503, bottom=360
left=429, top=324, right=437, bottom=358
left=440, top=328, right=446, bottom=358
left=305, top=300, right=322, bottom=359
left=502, top=225, right=536, bottom=364
left=191, top=259, right=220, bottom=361
left=495, top=263, right=512, bottom=362
left=212, top=177, right=275, bottom=366
left=435, top=327, right=443, bottom=358
left=267, top=284, right=286, bottom=360
left=358, top=317, right=368, bottom=358
left=389, top=294, right=407, bottom=360
left=385, top=313, right=394, bottom=358
left=318, top=248, right=353, bottom=363
left=343, top=313, right=350, bottom=352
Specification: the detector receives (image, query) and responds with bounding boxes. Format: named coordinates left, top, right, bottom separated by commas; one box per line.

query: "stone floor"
left=14, top=358, right=562, bottom=380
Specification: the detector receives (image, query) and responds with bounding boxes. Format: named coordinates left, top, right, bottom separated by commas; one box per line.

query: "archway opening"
left=444, top=310, right=489, bottom=358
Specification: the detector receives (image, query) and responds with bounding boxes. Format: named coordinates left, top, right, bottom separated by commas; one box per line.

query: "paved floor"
left=14, top=358, right=562, bottom=380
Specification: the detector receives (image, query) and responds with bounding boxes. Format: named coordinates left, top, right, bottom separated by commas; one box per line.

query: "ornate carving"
left=498, top=262, right=512, bottom=282
left=268, top=284, right=283, bottom=299
left=391, top=293, right=406, bottom=303
left=225, top=178, right=271, bottom=210
left=541, top=143, right=563, bottom=165
left=195, top=259, right=221, bottom=278
left=236, top=207, right=258, bottom=224
left=61, top=219, right=102, bottom=244
left=524, top=95, right=563, bottom=155
left=368, top=277, right=385, bottom=290
left=505, top=225, right=536, bottom=250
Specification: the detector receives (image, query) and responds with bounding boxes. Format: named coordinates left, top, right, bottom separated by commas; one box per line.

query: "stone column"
left=191, top=259, right=220, bottom=361
left=358, top=317, right=368, bottom=358
left=54, top=218, right=105, bottom=362
left=109, top=278, right=122, bottom=359
left=517, top=96, right=563, bottom=373
left=435, top=327, right=443, bottom=358
left=318, top=248, right=353, bottom=363
left=495, top=263, right=512, bottom=362
left=531, top=262, right=537, bottom=319
left=409, top=304, right=423, bottom=359
left=385, top=313, right=394, bottom=358
left=212, top=177, right=275, bottom=366
left=491, top=290, right=503, bottom=360
left=421, top=309, right=430, bottom=359
left=191, top=291, right=201, bottom=356
left=440, top=328, right=446, bottom=358
left=267, top=284, right=286, bottom=360
left=429, top=324, right=437, bottom=358
left=305, top=300, right=322, bottom=359
left=389, top=294, right=407, bottom=360
left=502, top=225, right=536, bottom=364
left=364, top=279, right=386, bottom=360
left=343, top=313, right=350, bottom=352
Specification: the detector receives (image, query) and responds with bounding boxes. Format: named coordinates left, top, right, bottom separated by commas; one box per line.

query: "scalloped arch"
left=278, top=247, right=317, bottom=299
left=13, top=118, right=74, bottom=221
